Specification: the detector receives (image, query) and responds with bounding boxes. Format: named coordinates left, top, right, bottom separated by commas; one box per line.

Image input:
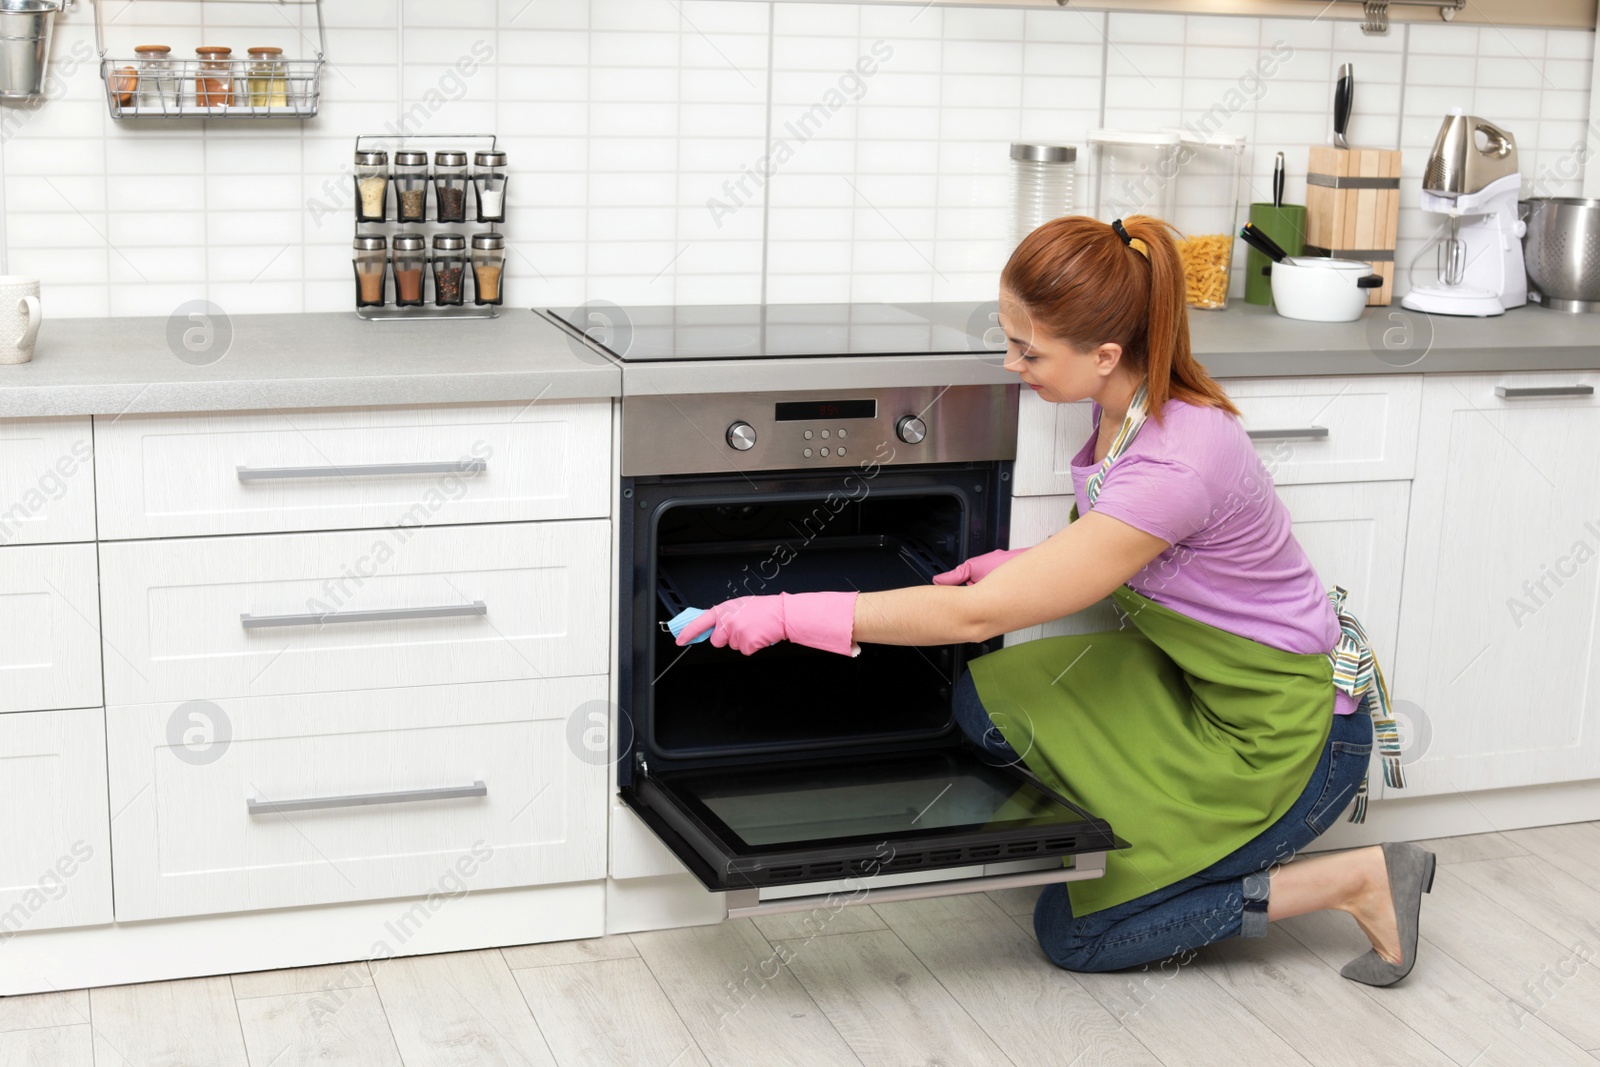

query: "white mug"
left=0, top=276, right=41, bottom=365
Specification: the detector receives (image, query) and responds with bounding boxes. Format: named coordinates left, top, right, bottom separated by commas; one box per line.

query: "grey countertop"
left=0, top=309, right=620, bottom=418
left=3, top=302, right=1597, bottom=418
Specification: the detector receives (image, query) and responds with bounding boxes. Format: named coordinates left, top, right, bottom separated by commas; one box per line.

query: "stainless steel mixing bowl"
left=1522, top=197, right=1600, bottom=312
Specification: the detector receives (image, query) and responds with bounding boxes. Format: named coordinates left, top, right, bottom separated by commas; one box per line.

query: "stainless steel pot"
left=0, top=0, right=62, bottom=99
left=1522, top=197, right=1600, bottom=313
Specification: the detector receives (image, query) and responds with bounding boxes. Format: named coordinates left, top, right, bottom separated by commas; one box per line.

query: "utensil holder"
left=1245, top=203, right=1307, bottom=306
left=1306, top=146, right=1401, bottom=306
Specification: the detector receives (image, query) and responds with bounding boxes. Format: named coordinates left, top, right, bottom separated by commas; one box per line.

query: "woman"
left=676, top=215, right=1433, bottom=986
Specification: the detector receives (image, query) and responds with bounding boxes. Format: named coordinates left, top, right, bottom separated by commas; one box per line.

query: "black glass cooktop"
left=546, top=301, right=1005, bottom=362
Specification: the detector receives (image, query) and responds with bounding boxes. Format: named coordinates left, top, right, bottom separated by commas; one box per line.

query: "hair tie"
left=1111, top=219, right=1134, bottom=246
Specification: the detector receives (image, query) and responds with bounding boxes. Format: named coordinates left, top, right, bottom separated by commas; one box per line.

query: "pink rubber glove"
left=675, top=591, right=860, bottom=656
left=932, top=548, right=1025, bottom=586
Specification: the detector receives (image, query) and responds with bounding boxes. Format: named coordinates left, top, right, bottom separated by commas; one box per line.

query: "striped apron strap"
left=1083, top=382, right=1150, bottom=510
left=1325, top=585, right=1406, bottom=823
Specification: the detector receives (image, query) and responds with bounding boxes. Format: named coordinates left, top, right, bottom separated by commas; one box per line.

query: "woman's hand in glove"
left=674, top=591, right=860, bottom=656
left=931, top=548, right=1025, bottom=586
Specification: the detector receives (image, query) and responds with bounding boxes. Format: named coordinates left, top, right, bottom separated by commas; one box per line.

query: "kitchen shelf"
left=97, top=0, right=325, bottom=120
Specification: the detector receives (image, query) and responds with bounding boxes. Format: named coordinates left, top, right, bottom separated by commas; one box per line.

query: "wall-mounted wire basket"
left=96, top=0, right=324, bottom=119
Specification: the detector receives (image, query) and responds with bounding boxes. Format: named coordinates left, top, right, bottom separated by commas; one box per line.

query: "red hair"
left=1001, top=214, right=1239, bottom=423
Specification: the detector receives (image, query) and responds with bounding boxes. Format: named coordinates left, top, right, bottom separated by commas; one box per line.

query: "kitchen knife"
left=1240, top=223, right=1290, bottom=263
left=1273, top=151, right=1285, bottom=208
left=1334, top=63, right=1353, bottom=149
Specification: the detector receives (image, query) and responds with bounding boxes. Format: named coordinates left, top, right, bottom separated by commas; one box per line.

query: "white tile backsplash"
left=1, top=0, right=1592, bottom=316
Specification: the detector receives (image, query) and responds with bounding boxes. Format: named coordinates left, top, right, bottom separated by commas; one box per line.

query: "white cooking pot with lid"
left=1268, top=257, right=1382, bottom=322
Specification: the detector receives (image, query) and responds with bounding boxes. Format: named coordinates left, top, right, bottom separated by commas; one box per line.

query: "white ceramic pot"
left=1269, top=257, right=1382, bottom=322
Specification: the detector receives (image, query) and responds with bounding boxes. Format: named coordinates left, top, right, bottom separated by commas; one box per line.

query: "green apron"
left=969, top=383, right=1403, bottom=916
left=969, top=585, right=1334, bottom=915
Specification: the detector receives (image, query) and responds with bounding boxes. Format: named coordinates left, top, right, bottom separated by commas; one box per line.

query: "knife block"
left=1306, top=146, right=1401, bottom=306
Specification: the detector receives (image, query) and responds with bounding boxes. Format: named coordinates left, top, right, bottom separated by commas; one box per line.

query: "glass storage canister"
left=133, top=45, right=178, bottom=111
left=245, top=46, right=288, bottom=108
left=194, top=46, right=235, bottom=107
left=393, top=150, right=429, bottom=223
left=392, top=233, right=427, bottom=307
left=1010, top=143, right=1076, bottom=250
left=471, top=232, right=505, bottom=306
left=354, top=149, right=389, bottom=223
left=1086, top=129, right=1180, bottom=224
left=472, top=150, right=508, bottom=223
left=1167, top=129, right=1246, bottom=311
left=353, top=235, right=388, bottom=308
left=431, top=233, right=467, bottom=306
left=433, top=150, right=469, bottom=224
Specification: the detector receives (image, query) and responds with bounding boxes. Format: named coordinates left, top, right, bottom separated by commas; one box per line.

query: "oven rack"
left=96, top=0, right=326, bottom=120
left=655, top=534, right=946, bottom=618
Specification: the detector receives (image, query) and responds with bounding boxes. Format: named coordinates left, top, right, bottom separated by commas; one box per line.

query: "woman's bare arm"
left=851, top=511, right=1170, bottom=646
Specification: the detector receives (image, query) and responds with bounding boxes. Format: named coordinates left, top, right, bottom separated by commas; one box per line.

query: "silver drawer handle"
left=248, top=781, right=487, bottom=816
left=1494, top=385, right=1594, bottom=400
left=1246, top=426, right=1330, bottom=441
left=236, top=459, right=487, bottom=482
left=240, top=601, right=487, bottom=629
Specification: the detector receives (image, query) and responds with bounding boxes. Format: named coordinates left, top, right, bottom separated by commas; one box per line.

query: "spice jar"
left=195, top=46, right=235, bottom=107
left=433, top=150, right=468, bottom=224
left=246, top=46, right=288, bottom=108
left=471, top=232, right=505, bottom=306
left=353, top=235, right=388, bottom=308
left=431, top=233, right=466, bottom=306
left=394, top=150, right=429, bottom=223
left=472, top=150, right=507, bottom=223
left=354, top=149, right=389, bottom=223
left=392, top=233, right=427, bottom=307
left=134, top=44, right=178, bottom=112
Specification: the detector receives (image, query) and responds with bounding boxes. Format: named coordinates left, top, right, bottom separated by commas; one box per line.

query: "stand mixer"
left=1401, top=110, right=1527, bottom=317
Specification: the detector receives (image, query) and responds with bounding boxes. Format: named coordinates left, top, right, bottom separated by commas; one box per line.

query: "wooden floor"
left=5, top=825, right=1600, bottom=1066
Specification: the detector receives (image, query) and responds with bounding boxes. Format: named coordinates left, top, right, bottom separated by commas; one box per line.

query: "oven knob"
left=726, top=421, right=757, bottom=451
left=896, top=415, right=928, bottom=444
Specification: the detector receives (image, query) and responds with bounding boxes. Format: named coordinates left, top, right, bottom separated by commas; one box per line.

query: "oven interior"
left=648, top=489, right=970, bottom=759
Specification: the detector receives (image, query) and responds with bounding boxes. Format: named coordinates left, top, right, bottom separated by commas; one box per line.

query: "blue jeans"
left=952, top=670, right=1375, bottom=972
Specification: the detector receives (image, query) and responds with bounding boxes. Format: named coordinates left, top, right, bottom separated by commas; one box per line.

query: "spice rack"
left=96, top=0, right=325, bottom=119
left=352, top=133, right=507, bottom=321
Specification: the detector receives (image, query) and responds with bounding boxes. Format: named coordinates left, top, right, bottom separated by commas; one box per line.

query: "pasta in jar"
left=1177, top=233, right=1233, bottom=309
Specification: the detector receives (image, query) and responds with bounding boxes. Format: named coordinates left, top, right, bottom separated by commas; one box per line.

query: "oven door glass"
left=622, top=748, right=1118, bottom=893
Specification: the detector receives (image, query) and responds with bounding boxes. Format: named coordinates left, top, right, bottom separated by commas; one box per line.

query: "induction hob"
left=545, top=301, right=1005, bottom=362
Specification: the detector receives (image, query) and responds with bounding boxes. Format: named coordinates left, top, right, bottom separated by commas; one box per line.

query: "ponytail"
left=1002, top=214, right=1240, bottom=423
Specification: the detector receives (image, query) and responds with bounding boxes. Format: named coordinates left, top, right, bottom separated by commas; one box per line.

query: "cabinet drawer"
left=1011, top=394, right=1094, bottom=497
left=93, top=400, right=611, bottom=539
left=0, top=543, right=103, bottom=714
left=98, top=520, right=609, bottom=705
left=0, top=707, right=114, bottom=932
left=1228, top=376, right=1422, bottom=484
left=0, top=417, right=95, bottom=545
left=107, top=678, right=608, bottom=920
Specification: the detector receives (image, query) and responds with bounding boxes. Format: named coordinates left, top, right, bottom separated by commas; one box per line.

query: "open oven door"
left=620, top=747, right=1123, bottom=919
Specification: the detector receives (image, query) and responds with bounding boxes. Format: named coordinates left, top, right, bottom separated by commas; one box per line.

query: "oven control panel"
left=622, top=385, right=1018, bottom=477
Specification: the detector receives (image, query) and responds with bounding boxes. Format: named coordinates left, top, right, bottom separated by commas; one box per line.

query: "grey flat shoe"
left=1341, top=841, right=1437, bottom=987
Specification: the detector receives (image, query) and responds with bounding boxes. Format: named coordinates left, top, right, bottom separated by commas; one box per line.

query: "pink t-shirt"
left=1071, top=397, right=1357, bottom=715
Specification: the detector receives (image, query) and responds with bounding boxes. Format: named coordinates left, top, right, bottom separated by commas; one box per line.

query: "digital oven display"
left=774, top=399, right=877, bottom=422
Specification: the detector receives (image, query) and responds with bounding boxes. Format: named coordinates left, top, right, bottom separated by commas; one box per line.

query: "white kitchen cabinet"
left=98, top=519, right=610, bottom=705
left=1010, top=377, right=1423, bottom=496
left=1228, top=376, right=1422, bottom=485
left=1011, top=393, right=1094, bottom=497
left=0, top=417, right=96, bottom=545
left=1276, top=480, right=1410, bottom=675
left=106, top=677, right=610, bottom=921
left=0, top=542, right=103, bottom=714
left=0, top=707, right=113, bottom=932
left=1393, top=372, right=1600, bottom=796
left=93, top=400, right=611, bottom=540
left=1002, top=495, right=1119, bottom=645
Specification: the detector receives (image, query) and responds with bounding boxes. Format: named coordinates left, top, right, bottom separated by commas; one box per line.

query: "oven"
left=547, top=304, right=1121, bottom=917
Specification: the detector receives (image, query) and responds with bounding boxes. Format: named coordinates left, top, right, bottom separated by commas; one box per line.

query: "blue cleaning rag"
left=668, top=606, right=712, bottom=644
